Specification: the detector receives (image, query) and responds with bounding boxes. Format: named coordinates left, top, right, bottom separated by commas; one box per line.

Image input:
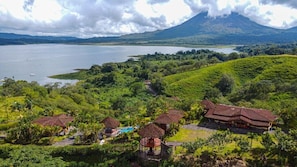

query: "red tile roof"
left=33, top=114, right=74, bottom=128
left=202, top=100, right=277, bottom=127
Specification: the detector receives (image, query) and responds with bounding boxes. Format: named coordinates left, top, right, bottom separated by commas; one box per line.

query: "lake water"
left=0, top=44, right=235, bottom=85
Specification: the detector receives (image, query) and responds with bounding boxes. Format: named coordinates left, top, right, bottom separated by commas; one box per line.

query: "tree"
left=182, top=138, right=206, bottom=153
left=24, top=97, right=33, bottom=110
left=2, top=146, right=67, bottom=167
left=261, top=132, right=274, bottom=151
left=6, top=116, right=43, bottom=144
left=186, top=102, right=204, bottom=121
left=129, top=82, right=145, bottom=95
left=76, top=123, right=103, bottom=144
left=247, top=132, right=257, bottom=149
left=101, top=63, right=118, bottom=73
left=216, top=74, right=235, bottom=96
left=237, top=137, right=250, bottom=155
left=247, top=80, right=274, bottom=100
left=207, top=130, right=231, bottom=146
left=227, top=52, right=240, bottom=60
left=273, top=128, right=296, bottom=165
left=204, top=87, right=222, bottom=100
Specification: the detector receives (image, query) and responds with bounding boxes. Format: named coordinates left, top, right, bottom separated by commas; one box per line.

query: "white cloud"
left=0, top=0, right=296, bottom=37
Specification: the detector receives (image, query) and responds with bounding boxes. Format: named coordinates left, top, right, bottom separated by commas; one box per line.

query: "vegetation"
left=169, top=128, right=297, bottom=166
left=1, top=45, right=297, bottom=166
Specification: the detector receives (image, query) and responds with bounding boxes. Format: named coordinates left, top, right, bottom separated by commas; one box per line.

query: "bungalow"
left=201, top=100, right=277, bottom=130
left=32, top=114, right=74, bottom=135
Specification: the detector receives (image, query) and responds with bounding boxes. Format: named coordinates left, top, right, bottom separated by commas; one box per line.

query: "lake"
left=0, top=44, right=235, bottom=85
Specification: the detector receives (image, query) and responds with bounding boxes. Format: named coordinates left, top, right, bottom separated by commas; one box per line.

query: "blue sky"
left=0, top=0, right=297, bottom=37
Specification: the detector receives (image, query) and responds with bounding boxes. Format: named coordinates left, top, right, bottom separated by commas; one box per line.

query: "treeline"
left=139, top=49, right=248, bottom=62
left=236, top=43, right=297, bottom=55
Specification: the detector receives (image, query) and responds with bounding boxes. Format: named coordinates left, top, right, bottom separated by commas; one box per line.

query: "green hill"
left=163, top=55, right=297, bottom=100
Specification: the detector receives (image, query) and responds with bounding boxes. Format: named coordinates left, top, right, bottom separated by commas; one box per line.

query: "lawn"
left=166, top=127, right=214, bottom=142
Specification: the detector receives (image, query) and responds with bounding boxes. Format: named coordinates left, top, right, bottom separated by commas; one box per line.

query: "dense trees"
left=215, top=74, right=235, bottom=96
left=0, top=146, right=67, bottom=167
left=235, top=43, right=297, bottom=56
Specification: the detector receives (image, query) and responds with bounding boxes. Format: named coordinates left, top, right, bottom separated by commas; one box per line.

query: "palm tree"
left=237, top=137, right=250, bottom=155
left=247, top=132, right=257, bottom=149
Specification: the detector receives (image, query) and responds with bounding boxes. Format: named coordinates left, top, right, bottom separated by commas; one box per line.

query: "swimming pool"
left=119, top=126, right=134, bottom=133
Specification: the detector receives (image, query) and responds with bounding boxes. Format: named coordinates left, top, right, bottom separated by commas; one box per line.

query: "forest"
left=0, top=43, right=297, bottom=166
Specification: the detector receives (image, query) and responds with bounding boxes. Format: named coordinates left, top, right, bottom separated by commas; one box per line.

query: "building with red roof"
left=201, top=100, right=277, bottom=130
left=32, top=114, right=74, bottom=135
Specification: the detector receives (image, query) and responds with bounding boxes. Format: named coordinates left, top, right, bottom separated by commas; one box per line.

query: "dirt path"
left=144, top=81, right=158, bottom=96
left=53, top=138, right=74, bottom=146
left=52, top=131, right=81, bottom=146
left=182, top=124, right=217, bottom=132
left=165, top=141, right=183, bottom=146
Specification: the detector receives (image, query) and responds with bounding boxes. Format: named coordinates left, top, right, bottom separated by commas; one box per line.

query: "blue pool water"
left=119, top=127, right=134, bottom=133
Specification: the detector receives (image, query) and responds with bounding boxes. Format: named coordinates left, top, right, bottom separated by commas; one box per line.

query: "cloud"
left=23, top=0, right=34, bottom=12
left=261, top=0, right=297, bottom=8
left=0, top=0, right=297, bottom=37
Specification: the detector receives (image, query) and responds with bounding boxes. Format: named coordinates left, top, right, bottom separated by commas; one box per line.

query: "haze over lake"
left=0, top=44, right=235, bottom=85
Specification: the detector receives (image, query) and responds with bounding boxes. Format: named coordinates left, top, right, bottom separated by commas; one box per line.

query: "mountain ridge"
left=119, top=12, right=293, bottom=44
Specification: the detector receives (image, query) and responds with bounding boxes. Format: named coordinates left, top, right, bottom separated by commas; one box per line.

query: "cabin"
left=201, top=100, right=277, bottom=130
left=32, top=114, right=74, bottom=135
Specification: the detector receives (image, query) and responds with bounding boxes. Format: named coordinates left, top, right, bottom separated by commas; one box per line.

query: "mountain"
left=119, top=12, right=297, bottom=45
left=124, top=12, right=278, bottom=39
left=1, top=12, right=297, bottom=45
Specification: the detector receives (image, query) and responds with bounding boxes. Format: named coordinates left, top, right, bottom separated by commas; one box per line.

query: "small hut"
left=101, top=117, right=120, bottom=137
left=138, top=123, right=165, bottom=155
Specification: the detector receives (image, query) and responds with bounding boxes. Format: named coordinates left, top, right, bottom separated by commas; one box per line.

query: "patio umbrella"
left=138, top=123, right=165, bottom=138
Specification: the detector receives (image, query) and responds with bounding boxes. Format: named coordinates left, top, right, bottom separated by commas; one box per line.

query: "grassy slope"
left=0, top=96, right=25, bottom=122
left=163, top=55, right=297, bottom=100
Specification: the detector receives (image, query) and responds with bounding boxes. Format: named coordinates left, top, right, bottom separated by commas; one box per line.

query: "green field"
left=164, top=55, right=297, bottom=100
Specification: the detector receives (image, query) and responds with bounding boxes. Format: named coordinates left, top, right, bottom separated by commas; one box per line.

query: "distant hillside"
left=0, top=33, right=78, bottom=45
left=163, top=55, right=297, bottom=100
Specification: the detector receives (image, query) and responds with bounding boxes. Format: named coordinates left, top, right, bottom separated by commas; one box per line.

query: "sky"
left=0, top=0, right=297, bottom=38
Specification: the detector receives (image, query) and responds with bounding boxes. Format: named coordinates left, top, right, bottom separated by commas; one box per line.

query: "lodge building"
left=201, top=100, right=278, bottom=130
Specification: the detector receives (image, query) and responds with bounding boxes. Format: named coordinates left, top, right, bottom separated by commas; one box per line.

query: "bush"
left=0, top=122, right=17, bottom=131
left=37, top=137, right=54, bottom=145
